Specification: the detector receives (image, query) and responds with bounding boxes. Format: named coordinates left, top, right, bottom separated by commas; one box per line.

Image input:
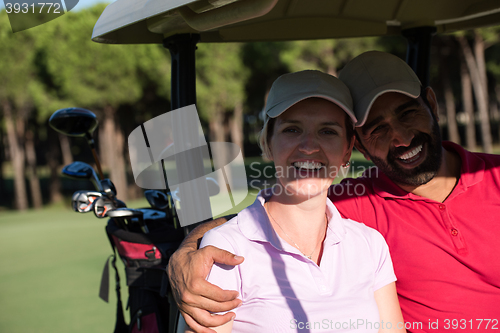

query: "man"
left=168, top=51, right=500, bottom=333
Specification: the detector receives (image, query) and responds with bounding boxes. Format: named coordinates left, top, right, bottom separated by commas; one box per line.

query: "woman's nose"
left=298, top=133, right=320, bottom=154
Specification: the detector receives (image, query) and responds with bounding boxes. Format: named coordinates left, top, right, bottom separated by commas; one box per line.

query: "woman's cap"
left=338, top=51, right=421, bottom=127
left=264, top=70, right=357, bottom=124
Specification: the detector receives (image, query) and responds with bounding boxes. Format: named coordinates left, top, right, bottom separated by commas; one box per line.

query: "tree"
left=460, top=53, right=476, bottom=151
left=435, top=36, right=460, bottom=144
left=456, top=28, right=499, bottom=153
left=484, top=26, right=500, bottom=147
left=279, top=37, right=381, bottom=75
left=0, top=10, right=41, bottom=210
left=196, top=43, right=249, bottom=149
left=34, top=5, right=171, bottom=200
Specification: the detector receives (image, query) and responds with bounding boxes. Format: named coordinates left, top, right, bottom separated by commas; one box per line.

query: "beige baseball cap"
left=338, top=51, right=421, bottom=127
left=264, top=70, right=357, bottom=124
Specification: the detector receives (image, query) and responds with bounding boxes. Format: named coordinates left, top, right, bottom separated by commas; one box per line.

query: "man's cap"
left=264, top=70, right=357, bottom=124
left=338, top=51, right=421, bottom=127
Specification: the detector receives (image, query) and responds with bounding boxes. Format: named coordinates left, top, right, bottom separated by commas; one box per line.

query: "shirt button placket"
left=438, top=203, right=467, bottom=254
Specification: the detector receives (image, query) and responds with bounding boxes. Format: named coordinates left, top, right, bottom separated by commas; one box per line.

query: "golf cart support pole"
left=402, top=26, right=437, bottom=88
left=164, top=34, right=200, bottom=109
left=163, top=33, right=212, bottom=234
left=163, top=34, right=209, bottom=332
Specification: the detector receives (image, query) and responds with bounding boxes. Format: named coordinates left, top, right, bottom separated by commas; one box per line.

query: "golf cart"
left=90, top=0, right=500, bottom=332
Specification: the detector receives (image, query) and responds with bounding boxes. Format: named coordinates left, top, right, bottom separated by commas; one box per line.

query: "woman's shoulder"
left=203, top=214, right=241, bottom=243
left=340, top=216, right=387, bottom=246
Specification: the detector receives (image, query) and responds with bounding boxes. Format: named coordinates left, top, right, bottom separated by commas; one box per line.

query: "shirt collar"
left=442, top=141, right=484, bottom=198
left=369, top=141, right=484, bottom=200
left=237, top=188, right=347, bottom=255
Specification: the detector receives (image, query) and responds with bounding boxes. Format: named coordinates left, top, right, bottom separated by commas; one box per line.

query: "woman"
left=186, top=70, right=405, bottom=332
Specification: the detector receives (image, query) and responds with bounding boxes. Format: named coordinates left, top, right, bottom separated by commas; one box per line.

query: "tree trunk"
left=46, top=130, right=63, bottom=203
left=230, top=102, right=245, bottom=157
left=458, top=35, right=492, bottom=153
left=99, top=115, right=111, bottom=171
left=442, top=64, right=460, bottom=144
left=0, top=123, right=4, bottom=201
left=25, top=127, right=42, bottom=209
left=490, top=100, right=499, bottom=142
left=209, top=109, right=225, bottom=143
left=3, top=101, right=28, bottom=210
left=102, top=106, right=128, bottom=201
left=209, top=108, right=228, bottom=188
left=474, top=31, right=488, bottom=106
left=58, top=134, right=73, bottom=166
left=473, top=31, right=492, bottom=152
left=461, top=57, right=476, bottom=151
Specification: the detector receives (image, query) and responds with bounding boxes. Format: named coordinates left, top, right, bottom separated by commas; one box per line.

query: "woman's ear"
left=267, top=145, right=273, bottom=161
left=343, top=135, right=355, bottom=164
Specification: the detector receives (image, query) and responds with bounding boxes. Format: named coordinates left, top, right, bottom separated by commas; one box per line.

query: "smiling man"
left=167, top=51, right=500, bottom=333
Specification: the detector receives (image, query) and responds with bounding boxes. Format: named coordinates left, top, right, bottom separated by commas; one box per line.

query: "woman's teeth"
left=293, top=161, right=323, bottom=170
left=399, top=145, right=422, bottom=161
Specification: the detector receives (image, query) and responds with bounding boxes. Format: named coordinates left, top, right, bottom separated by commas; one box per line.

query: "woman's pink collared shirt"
left=200, top=189, right=396, bottom=332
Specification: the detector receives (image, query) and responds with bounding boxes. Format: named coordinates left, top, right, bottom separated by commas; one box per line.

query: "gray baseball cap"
left=264, top=70, right=357, bottom=124
left=338, top=51, right=421, bottom=127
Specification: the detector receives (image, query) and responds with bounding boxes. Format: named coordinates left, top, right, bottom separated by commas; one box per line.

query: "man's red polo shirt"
left=329, top=141, right=500, bottom=332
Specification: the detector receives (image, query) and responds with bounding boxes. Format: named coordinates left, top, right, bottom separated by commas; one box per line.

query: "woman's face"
left=269, top=98, right=354, bottom=199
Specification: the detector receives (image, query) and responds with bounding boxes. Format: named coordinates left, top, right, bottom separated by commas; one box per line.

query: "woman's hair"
left=258, top=116, right=276, bottom=160
left=258, top=100, right=355, bottom=160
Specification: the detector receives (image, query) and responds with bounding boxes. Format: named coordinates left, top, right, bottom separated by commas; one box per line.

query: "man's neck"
left=396, top=147, right=462, bottom=203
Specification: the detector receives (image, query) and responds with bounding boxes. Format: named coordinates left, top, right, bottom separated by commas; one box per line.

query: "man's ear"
left=424, top=87, right=439, bottom=121
left=354, top=133, right=371, bottom=161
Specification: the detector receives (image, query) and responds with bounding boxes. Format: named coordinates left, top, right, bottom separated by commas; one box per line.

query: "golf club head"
left=100, top=179, right=117, bottom=198
left=107, top=208, right=149, bottom=233
left=49, top=107, right=98, bottom=138
left=107, top=208, right=144, bottom=218
left=114, top=199, right=127, bottom=208
left=62, top=161, right=103, bottom=191
left=71, top=190, right=102, bottom=213
left=93, top=196, right=115, bottom=218
left=145, top=190, right=169, bottom=210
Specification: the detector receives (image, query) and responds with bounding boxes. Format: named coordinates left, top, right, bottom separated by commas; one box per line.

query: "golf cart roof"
left=92, top=0, right=500, bottom=44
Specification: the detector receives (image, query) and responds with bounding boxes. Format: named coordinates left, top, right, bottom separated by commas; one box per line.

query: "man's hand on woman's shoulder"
left=167, top=216, right=244, bottom=333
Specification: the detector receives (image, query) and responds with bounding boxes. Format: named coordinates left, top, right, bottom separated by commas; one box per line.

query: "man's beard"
left=368, top=121, right=442, bottom=187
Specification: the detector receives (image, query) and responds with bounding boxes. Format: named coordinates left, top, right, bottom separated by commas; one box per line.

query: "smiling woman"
left=185, top=70, right=407, bottom=333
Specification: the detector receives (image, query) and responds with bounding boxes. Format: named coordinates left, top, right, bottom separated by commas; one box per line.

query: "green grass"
left=0, top=207, right=109, bottom=333
left=0, top=194, right=260, bottom=333
left=0, top=202, right=141, bottom=333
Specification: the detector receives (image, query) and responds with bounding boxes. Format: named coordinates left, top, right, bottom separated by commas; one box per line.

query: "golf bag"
left=99, top=212, right=185, bottom=333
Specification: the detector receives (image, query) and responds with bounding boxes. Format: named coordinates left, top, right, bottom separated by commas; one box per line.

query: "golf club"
left=107, top=208, right=149, bottom=233
left=72, top=190, right=103, bottom=213
left=63, top=161, right=103, bottom=192
left=49, top=107, right=105, bottom=179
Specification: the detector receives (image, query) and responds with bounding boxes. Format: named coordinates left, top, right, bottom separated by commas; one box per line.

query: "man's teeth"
left=399, top=145, right=423, bottom=160
left=293, top=161, right=323, bottom=170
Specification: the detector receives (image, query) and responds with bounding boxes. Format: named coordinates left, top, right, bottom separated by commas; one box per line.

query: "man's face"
left=355, top=90, right=442, bottom=187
